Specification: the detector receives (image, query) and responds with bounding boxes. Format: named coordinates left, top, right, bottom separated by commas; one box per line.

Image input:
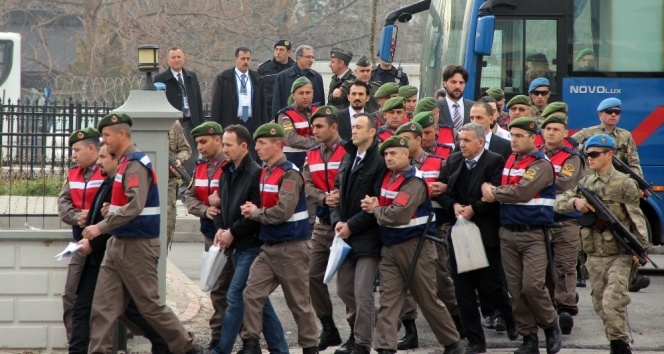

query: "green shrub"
left=0, top=176, right=65, bottom=197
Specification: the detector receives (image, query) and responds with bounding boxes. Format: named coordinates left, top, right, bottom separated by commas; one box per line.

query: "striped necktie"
left=453, top=103, right=462, bottom=131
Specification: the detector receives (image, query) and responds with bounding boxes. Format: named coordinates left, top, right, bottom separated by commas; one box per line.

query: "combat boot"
left=544, top=321, right=562, bottom=354
left=397, top=319, right=418, bottom=350
left=514, top=334, right=539, bottom=354
left=443, top=340, right=464, bottom=354
left=303, top=346, right=319, bottom=354
left=335, top=331, right=355, bottom=354
left=558, top=310, right=574, bottom=335
left=610, top=340, right=632, bottom=354
left=318, top=315, right=342, bottom=350
left=238, top=339, right=261, bottom=354
left=628, top=274, right=650, bottom=292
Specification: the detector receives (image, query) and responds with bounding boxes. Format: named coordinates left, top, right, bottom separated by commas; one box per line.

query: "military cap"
left=541, top=114, right=568, bottom=129
left=274, top=39, right=291, bottom=50
left=597, top=97, right=622, bottom=112
left=382, top=96, right=405, bottom=112
left=69, top=127, right=100, bottom=147
left=253, top=123, right=285, bottom=140
left=585, top=134, right=616, bottom=150
left=330, top=48, right=353, bottom=64
left=542, top=101, right=568, bottom=118
left=310, top=105, right=338, bottom=123
left=374, top=82, right=400, bottom=98
left=413, top=111, right=436, bottom=128
left=528, top=77, right=550, bottom=93
left=379, top=135, right=410, bottom=155
left=395, top=122, right=422, bottom=137
left=398, top=85, right=418, bottom=98
left=355, top=55, right=370, bottom=67
left=506, top=95, right=530, bottom=108
left=575, top=48, right=594, bottom=62
left=508, top=117, right=538, bottom=134
left=485, top=87, right=505, bottom=101
left=97, top=112, right=133, bottom=133
left=413, top=97, right=437, bottom=116
left=191, top=121, right=223, bottom=139
left=291, top=76, right=312, bottom=94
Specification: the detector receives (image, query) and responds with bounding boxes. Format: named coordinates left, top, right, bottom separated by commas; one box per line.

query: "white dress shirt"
left=235, top=67, right=253, bottom=117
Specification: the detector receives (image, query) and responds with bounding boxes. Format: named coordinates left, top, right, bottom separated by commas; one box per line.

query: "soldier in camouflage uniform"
left=554, top=134, right=649, bottom=354
left=168, top=120, right=192, bottom=248
left=341, top=55, right=381, bottom=113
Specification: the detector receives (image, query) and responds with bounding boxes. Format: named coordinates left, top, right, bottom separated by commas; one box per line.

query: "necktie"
left=453, top=103, right=462, bottom=131
left=353, top=113, right=359, bottom=118
left=177, top=73, right=185, bottom=90
left=240, top=74, right=249, bottom=122
left=466, top=159, right=476, bottom=170
left=352, top=156, right=362, bottom=171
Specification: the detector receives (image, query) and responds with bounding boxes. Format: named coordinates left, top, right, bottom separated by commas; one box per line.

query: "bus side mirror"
left=475, top=15, right=495, bottom=56
left=379, top=24, right=399, bottom=63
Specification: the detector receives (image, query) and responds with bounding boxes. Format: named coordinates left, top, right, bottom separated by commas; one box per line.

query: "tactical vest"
left=430, top=143, right=453, bottom=159
left=282, top=105, right=318, bottom=139
left=535, top=132, right=577, bottom=150
left=436, top=125, right=456, bottom=151
left=417, top=155, right=445, bottom=225
left=547, top=147, right=583, bottom=221
left=306, top=142, right=346, bottom=220
left=193, top=159, right=226, bottom=238
left=68, top=164, right=105, bottom=240
left=377, top=128, right=394, bottom=142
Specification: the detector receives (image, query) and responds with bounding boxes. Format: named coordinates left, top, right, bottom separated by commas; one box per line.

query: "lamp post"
left=138, top=44, right=159, bottom=90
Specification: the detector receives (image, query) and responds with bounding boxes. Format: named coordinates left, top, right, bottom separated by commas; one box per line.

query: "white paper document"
left=55, top=242, right=83, bottom=261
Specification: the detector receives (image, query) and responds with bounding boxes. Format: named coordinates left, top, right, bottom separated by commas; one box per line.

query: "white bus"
left=0, top=32, right=21, bottom=104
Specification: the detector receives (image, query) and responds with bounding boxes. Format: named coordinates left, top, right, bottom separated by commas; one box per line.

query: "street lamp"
left=138, top=44, right=159, bottom=90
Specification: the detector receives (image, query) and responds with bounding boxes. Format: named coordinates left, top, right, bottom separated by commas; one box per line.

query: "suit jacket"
left=154, top=68, right=204, bottom=126
left=437, top=98, right=474, bottom=127
left=488, top=134, right=512, bottom=161
left=210, top=68, right=268, bottom=129
left=337, top=108, right=353, bottom=142
left=437, top=150, right=505, bottom=248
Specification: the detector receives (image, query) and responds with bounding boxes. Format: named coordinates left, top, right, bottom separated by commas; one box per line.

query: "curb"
left=165, top=259, right=203, bottom=323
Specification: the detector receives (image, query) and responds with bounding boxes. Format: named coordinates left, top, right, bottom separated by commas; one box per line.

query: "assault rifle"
left=576, top=184, right=658, bottom=268
left=169, top=152, right=191, bottom=185
left=612, top=157, right=661, bottom=200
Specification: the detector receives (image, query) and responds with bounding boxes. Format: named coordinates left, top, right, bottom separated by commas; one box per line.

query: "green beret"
left=508, top=117, right=538, bottom=134
left=541, top=114, right=568, bottom=129
left=485, top=87, right=505, bottom=101
left=413, top=111, right=436, bottom=128
left=69, top=127, right=100, bottom=147
left=253, top=123, right=285, bottom=140
left=379, top=135, right=409, bottom=155
left=355, top=55, right=370, bottom=67
left=191, top=121, right=223, bottom=139
left=97, top=112, right=133, bottom=133
left=506, top=95, right=530, bottom=108
left=310, top=105, right=338, bottom=123
left=413, top=97, right=437, bottom=116
left=291, top=76, right=311, bottom=94
left=395, top=122, right=422, bottom=136
left=398, top=85, right=418, bottom=98
left=382, top=96, right=405, bottom=112
left=575, top=48, right=594, bottom=62
left=541, top=101, right=568, bottom=118
left=330, top=47, right=353, bottom=64
left=374, top=82, right=399, bottom=98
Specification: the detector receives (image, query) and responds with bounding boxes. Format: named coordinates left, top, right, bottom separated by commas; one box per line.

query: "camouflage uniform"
left=572, top=125, right=642, bottom=177
left=555, top=166, right=649, bottom=343
left=168, top=120, right=192, bottom=247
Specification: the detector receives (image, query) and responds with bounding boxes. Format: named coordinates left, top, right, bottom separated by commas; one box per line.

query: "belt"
left=503, top=225, right=545, bottom=232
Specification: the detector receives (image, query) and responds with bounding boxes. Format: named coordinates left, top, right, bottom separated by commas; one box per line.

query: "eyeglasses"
left=511, top=133, right=533, bottom=139
left=300, top=55, right=315, bottom=60
left=602, top=109, right=621, bottom=115
left=509, top=106, right=528, bottom=112
left=531, top=90, right=550, bottom=96
left=586, top=151, right=608, bottom=158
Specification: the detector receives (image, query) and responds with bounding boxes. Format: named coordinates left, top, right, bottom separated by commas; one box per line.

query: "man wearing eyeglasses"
left=272, top=45, right=326, bottom=117
left=503, top=95, right=533, bottom=128
left=528, top=78, right=552, bottom=124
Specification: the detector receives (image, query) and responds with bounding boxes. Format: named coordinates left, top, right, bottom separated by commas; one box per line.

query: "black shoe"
left=208, top=339, right=219, bottom=350
left=452, top=314, right=466, bottom=339
left=238, top=339, right=261, bottom=354
left=544, top=322, right=562, bottom=354
left=494, top=315, right=506, bottom=332
left=444, top=341, right=464, bottom=354
left=576, top=279, right=586, bottom=288
left=483, top=315, right=495, bottom=329
left=464, top=343, right=487, bottom=354
left=610, top=340, right=632, bottom=354
left=559, top=312, right=574, bottom=335
left=376, top=350, right=395, bottom=354
left=318, top=316, right=342, bottom=350
left=335, top=333, right=355, bottom=354
left=514, top=334, right=539, bottom=354
left=575, top=292, right=580, bottom=304
left=397, top=319, right=419, bottom=350
left=303, top=346, right=319, bottom=354
left=628, top=275, right=650, bottom=292
left=350, top=344, right=370, bottom=354
left=506, top=320, right=519, bottom=341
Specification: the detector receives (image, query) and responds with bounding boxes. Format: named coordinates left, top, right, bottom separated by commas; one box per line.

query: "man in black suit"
left=210, top=47, right=268, bottom=160
left=271, top=45, right=326, bottom=117
left=437, top=65, right=474, bottom=130
left=154, top=47, right=204, bottom=175
left=453, top=101, right=511, bottom=161
left=337, top=80, right=370, bottom=141
left=438, top=122, right=517, bottom=354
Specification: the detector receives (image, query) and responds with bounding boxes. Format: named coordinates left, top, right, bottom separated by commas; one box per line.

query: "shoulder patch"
left=282, top=179, right=296, bottom=193
left=126, top=173, right=140, bottom=188
left=282, top=121, right=294, bottom=131
left=523, top=168, right=537, bottom=180
left=560, top=163, right=575, bottom=177
left=394, top=191, right=411, bottom=206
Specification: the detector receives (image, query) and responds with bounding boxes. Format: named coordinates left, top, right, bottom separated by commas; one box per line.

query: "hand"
left=205, top=206, right=220, bottom=219
left=78, top=210, right=89, bottom=228
left=639, top=189, right=646, bottom=200
left=332, top=88, right=342, bottom=98
left=218, top=229, right=234, bottom=249
left=78, top=238, right=92, bottom=255
left=573, top=198, right=595, bottom=214
left=101, top=202, right=110, bottom=217
left=208, top=191, right=221, bottom=207
left=82, top=225, right=101, bottom=240
left=453, top=203, right=463, bottom=216
left=428, top=182, right=447, bottom=197
left=458, top=205, right=475, bottom=220
left=241, top=201, right=258, bottom=218
left=360, top=195, right=379, bottom=214
left=214, top=229, right=223, bottom=247
left=481, top=182, right=495, bottom=202
left=633, top=255, right=645, bottom=267
left=325, top=189, right=340, bottom=207
left=175, top=159, right=182, bottom=168
left=335, top=222, right=351, bottom=239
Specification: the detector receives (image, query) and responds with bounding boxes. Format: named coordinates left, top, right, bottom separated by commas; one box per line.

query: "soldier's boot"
left=558, top=310, right=574, bottom=335
left=335, top=329, right=355, bottom=354
left=544, top=322, right=562, bottom=354
left=514, top=334, right=539, bottom=354
left=303, top=346, right=320, bottom=354
left=443, top=341, right=464, bottom=354
left=238, top=339, right=261, bottom=354
left=318, top=315, right=342, bottom=350
left=350, top=344, right=371, bottom=354
left=396, top=319, right=419, bottom=350
left=609, top=340, right=632, bottom=354
left=494, top=314, right=507, bottom=332
left=628, top=274, right=650, bottom=292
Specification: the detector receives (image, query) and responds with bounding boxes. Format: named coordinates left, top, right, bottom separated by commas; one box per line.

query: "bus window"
left=478, top=19, right=557, bottom=94
left=573, top=0, right=664, bottom=73
left=0, top=41, right=9, bottom=87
